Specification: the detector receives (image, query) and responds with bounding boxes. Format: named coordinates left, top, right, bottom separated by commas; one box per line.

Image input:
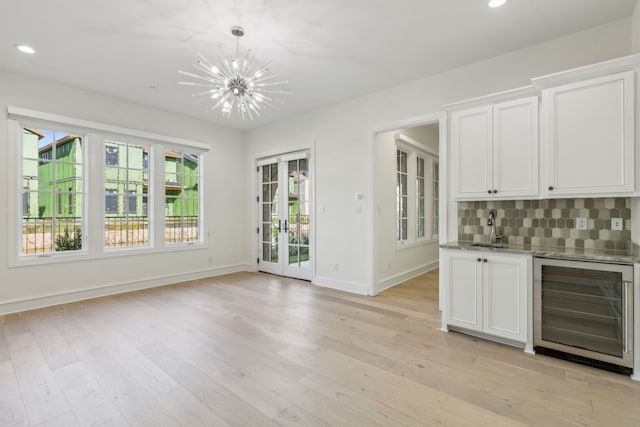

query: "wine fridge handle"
left=624, top=281, right=632, bottom=354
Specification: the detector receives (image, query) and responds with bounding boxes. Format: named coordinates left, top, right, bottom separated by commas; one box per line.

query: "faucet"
left=488, top=210, right=497, bottom=244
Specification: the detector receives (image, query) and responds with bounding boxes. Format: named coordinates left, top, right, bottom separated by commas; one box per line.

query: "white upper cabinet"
left=451, top=96, right=539, bottom=200
left=539, top=70, right=635, bottom=197
left=493, top=98, right=539, bottom=198
left=451, top=105, right=492, bottom=199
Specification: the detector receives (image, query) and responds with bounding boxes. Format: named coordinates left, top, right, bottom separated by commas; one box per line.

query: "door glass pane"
left=260, top=163, right=279, bottom=264
left=288, top=245, right=299, bottom=265
left=262, top=164, right=270, bottom=182
left=262, top=204, right=271, bottom=222
left=287, top=158, right=310, bottom=267
left=262, top=243, right=271, bottom=262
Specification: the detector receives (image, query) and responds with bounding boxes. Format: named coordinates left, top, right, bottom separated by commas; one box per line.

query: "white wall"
left=0, top=68, right=250, bottom=314
left=400, top=125, right=439, bottom=154
left=632, top=2, right=640, bottom=53
left=246, top=18, right=632, bottom=295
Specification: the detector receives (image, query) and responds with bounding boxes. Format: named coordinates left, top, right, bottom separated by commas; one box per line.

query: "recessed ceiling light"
left=15, top=44, right=36, bottom=54
left=488, top=0, right=508, bottom=8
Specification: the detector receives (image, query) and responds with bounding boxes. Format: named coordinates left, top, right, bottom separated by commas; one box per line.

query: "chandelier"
left=178, top=26, right=291, bottom=120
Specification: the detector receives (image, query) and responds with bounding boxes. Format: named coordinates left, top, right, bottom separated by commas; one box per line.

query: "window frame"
left=8, top=106, right=209, bottom=267
left=395, top=135, right=439, bottom=249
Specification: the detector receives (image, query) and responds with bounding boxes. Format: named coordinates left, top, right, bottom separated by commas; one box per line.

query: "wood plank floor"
left=1, top=270, right=640, bottom=426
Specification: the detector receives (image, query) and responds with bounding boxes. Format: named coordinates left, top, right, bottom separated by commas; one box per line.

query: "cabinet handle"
left=483, top=259, right=488, bottom=263
left=477, top=258, right=482, bottom=262
left=487, top=190, right=492, bottom=194
left=493, top=189, right=498, bottom=194
left=548, top=186, right=554, bottom=191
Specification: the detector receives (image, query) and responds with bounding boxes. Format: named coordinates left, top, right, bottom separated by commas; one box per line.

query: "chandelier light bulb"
left=178, top=26, right=292, bottom=120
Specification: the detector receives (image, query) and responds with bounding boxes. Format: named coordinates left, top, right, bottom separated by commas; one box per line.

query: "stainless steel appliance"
left=534, top=257, right=634, bottom=374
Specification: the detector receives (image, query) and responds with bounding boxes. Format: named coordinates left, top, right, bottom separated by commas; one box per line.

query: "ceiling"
left=0, top=0, right=637, bottom=130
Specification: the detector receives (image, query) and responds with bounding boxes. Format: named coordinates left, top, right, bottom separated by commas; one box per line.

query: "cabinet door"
left=493, top=97, right=538, bottom=198
left=451, top=106, right=493, bottom=199
left=444, top=251, right=483, bottom=332
left=542, top=71, right=634, bottom=196
left=483, top=254, right=528, bottom=342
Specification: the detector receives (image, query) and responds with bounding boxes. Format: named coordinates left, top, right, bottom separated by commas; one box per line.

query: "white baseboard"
left=374, top=260, right=439, bottom=294
left=0, top=263, right=252, bottom=315
left=312, top=276, right=370, bottom=295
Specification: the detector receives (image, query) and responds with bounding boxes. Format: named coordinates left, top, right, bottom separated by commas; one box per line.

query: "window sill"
left=9, top=241, right=207, bottom=268
left=395, top=238, right=439, bottom=251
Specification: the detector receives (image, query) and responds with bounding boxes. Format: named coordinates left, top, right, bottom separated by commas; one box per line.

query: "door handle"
left=624, top=281, right=632, bottom=354
left=276, top=220, right=281, bottom=233
left=283, top=220, right=289, bottom=233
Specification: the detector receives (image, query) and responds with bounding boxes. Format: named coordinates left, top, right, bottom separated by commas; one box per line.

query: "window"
left=395, top=137, right=438, bottom=245
left=105, top=190, right=118, bottom=213
left=396, top=149, right=408, bottom=241
left=19, top=127, right=84, bottom=255
left=106, top=145, right=119, bottom=166
left=68, top=188, right=74, bottom=215
left=165, top=151, right=200, bottom=245
left=22, top=187, right=30, bottom=216
left=432, top=161, right=439, bottom=238
left=104, top=140, right=149, bottom=248
left=10, top=107, right=207, bottom=265
left=127, top=191, right=137, bottom=213
left=417, top=156, right=426, bottom=238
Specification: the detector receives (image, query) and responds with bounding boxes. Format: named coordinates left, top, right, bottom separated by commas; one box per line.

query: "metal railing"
left=21, top=217, right=82, bottom=254
left=21, top=215, right=199, bottom=253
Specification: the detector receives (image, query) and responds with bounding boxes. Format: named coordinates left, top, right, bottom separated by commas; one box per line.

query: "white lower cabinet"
left=442, top=249, right=529, bottom=344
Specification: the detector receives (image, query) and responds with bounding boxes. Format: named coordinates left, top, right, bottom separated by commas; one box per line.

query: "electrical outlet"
left=611, top=218, right=623, bottom=231
left=576, top=217, right=587, bottom=230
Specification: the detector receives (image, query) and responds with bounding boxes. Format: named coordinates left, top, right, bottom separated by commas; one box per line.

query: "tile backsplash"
left=458, top=198, right=631, bottom=250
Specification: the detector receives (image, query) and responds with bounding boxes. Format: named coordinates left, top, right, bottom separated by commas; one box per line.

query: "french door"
left=258, top=152, right=311, bottom=280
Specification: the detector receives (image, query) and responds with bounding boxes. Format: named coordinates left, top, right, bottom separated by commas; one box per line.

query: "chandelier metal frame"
left=179, top=26, right=291, bottom=120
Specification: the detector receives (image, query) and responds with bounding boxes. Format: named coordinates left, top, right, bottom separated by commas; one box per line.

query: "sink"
left=470, top=242, right=509, bottom=249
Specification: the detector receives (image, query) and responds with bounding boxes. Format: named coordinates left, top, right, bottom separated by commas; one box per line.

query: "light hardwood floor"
left=1, top=270, right=639, bottom=426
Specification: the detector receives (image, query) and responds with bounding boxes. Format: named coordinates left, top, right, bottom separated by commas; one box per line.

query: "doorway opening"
left=371, top=115, right=444, bottom=297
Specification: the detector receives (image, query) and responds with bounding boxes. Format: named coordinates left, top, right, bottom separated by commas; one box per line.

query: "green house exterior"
left=22, top=129, right=84, bottom=219
left=104, top=140, right=147, bottom=217
left=164, top=151, right=199, bottom=218
left=26, top=132, right=199, bottom=219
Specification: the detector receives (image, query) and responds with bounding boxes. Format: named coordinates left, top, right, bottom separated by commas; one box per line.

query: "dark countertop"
left=441, top=240, right=640, bottom=265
